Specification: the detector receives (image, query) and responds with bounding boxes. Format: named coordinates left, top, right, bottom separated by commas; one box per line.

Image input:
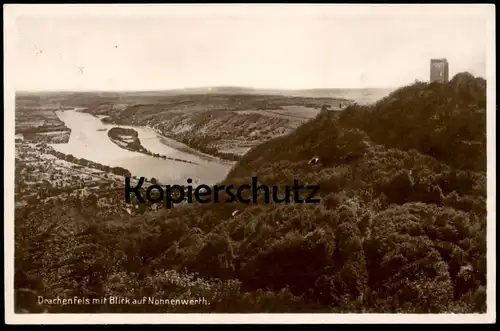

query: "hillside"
left=15, top=73, right=487, bottom=313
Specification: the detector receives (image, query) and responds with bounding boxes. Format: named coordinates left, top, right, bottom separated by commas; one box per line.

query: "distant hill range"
left=17, top=86, right=396, bottom=106
left=159, top=87, right=396, bottom=105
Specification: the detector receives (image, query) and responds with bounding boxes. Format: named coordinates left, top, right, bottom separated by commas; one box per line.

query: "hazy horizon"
left=10, top=4, right=490, bottom=91
left=15, top=86, right=399, bottom=93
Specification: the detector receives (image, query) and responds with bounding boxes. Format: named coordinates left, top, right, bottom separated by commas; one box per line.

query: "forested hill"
left=160, top=72, right=487, bottom=313
left=228, top=72, right=486, bottom=182
left=16, top=72, right=487, bottom=314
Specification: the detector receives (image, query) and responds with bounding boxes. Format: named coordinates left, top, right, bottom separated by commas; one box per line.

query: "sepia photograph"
left=4, top=4, right=496, bottom=324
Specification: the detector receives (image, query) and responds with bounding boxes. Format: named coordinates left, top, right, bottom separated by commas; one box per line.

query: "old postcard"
left=4, top=4, right=496, bottom=324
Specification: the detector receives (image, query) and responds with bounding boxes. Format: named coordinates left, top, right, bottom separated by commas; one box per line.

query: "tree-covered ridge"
left=338, top=73, right=486, bottom=171
left=15, top=73, right=487, bottom=313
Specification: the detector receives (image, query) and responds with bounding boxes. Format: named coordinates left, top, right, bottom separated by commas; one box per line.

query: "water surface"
left=50, top=110, right=232, bottom=185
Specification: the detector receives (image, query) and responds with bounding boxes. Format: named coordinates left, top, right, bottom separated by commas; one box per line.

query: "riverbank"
left=81, top=93, right=345, bottom=162
left=89, top=108, right=235, bottom=165
left=49, top=109, right=232, bottom=185
left=149, top=126, right=235, bottom=165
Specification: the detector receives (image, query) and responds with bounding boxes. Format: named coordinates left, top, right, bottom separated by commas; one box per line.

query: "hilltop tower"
left=430, top=58, right=449, bottom=83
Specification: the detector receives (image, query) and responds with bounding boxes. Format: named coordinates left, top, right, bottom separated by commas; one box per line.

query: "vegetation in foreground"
left=15, top=73, right=487, bottom=313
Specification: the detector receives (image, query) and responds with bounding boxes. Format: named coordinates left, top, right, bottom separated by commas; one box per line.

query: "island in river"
left=107, top=127, right=198, bottom=165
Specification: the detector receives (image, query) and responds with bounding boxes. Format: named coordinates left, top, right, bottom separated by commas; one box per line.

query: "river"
left=50, top=110, right=233, bottom=185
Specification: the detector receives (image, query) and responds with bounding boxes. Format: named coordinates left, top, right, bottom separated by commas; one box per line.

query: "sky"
left=9, top=4, right=492, bottom=91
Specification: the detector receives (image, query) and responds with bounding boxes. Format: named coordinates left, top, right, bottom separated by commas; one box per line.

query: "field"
left=15, top=108, right=71, bottom=143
